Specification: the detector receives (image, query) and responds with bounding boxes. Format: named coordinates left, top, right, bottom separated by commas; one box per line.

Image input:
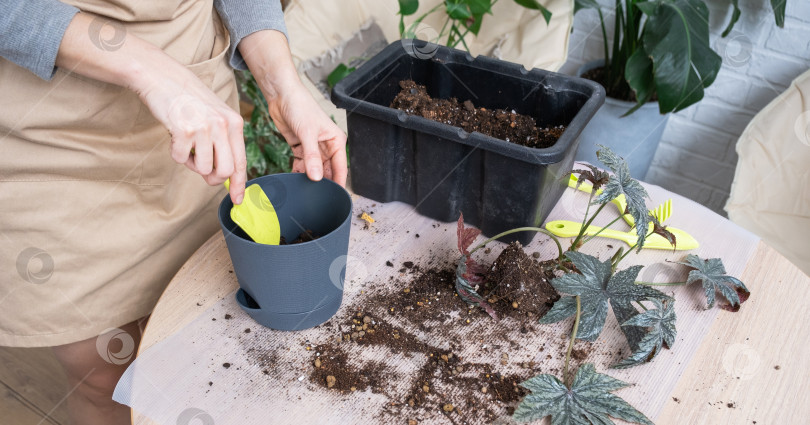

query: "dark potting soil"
left=303, top=243, right=564, bottom=422
left=390, top=80, right=564, bottom=149
left=309, top=343, right=388, bottom=393
left=279, top=229, right=320, bottom=245
left=484, top=242, right=561, bottom=320
left=309, top=310, right=534, bottom=422
left=359, top=244, right=559, bottom=326
left=581, top=66, right=658, bottom=104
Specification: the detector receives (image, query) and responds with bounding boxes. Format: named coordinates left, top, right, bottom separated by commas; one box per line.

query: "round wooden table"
left=132, top=211, right=810, bottom=425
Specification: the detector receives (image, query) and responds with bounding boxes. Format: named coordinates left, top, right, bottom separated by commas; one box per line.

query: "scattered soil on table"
left=363, top=244, right=559, bottom=327
left=280, top=229, right=320, bottom=245
left=309, top=310, right=535, bottom=422
left=379, top=267, right=460, bottom=324
left=571, top=348, right=589, bottom=362
left=483, top=242, right=560, bottom=320
left=298, top=240, right=571, bottom=423
left=391, top=80, right=565, bottom=149
left=310, top=343, right=388, bottom=393
left=217, top=239, right=585, bottom=422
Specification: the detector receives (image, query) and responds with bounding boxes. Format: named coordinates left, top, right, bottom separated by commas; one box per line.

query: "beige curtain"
left=283, top=0, right=573, bottom=131
left=725, top=69, right=810, bottom=277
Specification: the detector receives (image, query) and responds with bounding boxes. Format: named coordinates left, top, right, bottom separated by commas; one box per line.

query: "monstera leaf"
left=595, top=146, right=651, bottom=251
left=634, top=0, right=722, bottom=114
left=679, top=254, right=749, bottom=309
left=540, top=252, right=669, bottom=342
left=513, top=363, right=653, bottom=424
left=613, top=299, right=677, bottom=369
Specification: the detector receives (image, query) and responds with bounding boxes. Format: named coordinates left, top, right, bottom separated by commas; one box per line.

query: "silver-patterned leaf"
left=544, top=251, right=670, bottom=341
left=595, top=146, right=651, bottom=251
left=612, top=299, right=677, bottom=369
left=679, top=254, right=748, bottom=308
left=538, top=295, right=578, bottom=324
left=513, top=363, right=653, bottom=424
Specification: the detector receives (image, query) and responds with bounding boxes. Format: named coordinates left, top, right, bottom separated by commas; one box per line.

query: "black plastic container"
left=218, top=173, right=352, bottom=331
left=332, top=40, right=605, bottom=244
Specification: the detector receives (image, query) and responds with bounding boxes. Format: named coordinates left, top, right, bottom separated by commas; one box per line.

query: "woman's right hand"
left=55, top=12, right=247, bottom=204
left=134, top=68, right=247, bottom=204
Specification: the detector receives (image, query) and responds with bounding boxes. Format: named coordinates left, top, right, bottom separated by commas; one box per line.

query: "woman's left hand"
left=239, top=30, right=347, bottom=187
left=267, top=81, right=347, bottom=187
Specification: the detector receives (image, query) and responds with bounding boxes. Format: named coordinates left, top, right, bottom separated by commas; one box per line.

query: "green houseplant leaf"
left=513, top=0, right=553, bottom=24
left=771, top=0, right=786, bottom=28
left=237, top=70, right=292, bottom=178
left=624, top=46, right=655, bottom=116
left=636, top=0, right=722, bottom=114
left=573, top=0, right=600, bottom=13
left=399, top=0, right=419, bottom=15
left=540, top=251, right=670, bottom=341
left=445, top=0, right=473, bottom=19
left=245, top=141, right=267, bottom=177
left=678, top=254, right=749, bottom=309
left=595, top=146, right=651, bottom=250
left=466, top=0, right=493, bottom=14
left=612, top=299, right=677, bottom=369
left=327, top=64, right=356, bottom=90
left=721, top=0, right=742, bottom=37
left=460, top=0, right=494, bottom=35
left=513, top=363, right=654, bottom=424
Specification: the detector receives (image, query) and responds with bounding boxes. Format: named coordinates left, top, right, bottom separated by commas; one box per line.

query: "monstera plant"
left=576, top=0, right=787, bottom=115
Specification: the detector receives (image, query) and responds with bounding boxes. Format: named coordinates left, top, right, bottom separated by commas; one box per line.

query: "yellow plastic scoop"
left=545, top=220, right=699, bottom=250
left=224, top=179, right=281, bottom=245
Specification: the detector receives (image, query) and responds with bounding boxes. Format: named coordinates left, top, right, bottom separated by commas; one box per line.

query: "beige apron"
left=0, top=0, right=239, bottom=347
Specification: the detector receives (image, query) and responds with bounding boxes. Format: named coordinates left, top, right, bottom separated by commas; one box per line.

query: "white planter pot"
left=575, top=60, right=670, bottom=180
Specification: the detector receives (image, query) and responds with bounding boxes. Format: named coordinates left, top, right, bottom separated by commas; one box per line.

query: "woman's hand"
left=56, top=12, right=248, bottom=203
left=266, top=81, right=347, bottom=187
left=239, top=30, right=348, bottom=187
left=136, top=70, right=247, bottom=199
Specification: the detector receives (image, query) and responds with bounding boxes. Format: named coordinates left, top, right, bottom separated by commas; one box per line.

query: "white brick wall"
left=559, top=0, right=810, bottom=215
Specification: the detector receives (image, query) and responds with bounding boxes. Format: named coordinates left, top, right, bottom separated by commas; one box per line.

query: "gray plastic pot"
left=218, top=173, right=353, bottom=331
left=574, top=60, right=670, bottom=179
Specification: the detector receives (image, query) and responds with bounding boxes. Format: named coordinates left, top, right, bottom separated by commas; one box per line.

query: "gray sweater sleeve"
left=0, top=0, right=80, bottom=81
left=214, top=0, right=288, bottom=70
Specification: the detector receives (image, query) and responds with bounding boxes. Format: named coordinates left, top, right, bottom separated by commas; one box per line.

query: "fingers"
left=191, top=128, right=213, bottom=176
left=330, top=137, right=348, bottom=188
left=226, top=111, right=247, bottom=204
left=170, top=105, right=244, bottom=203
left=145, top=71, right=246, bottom=192
left=169, top=130, right=193, bottom=164
left=206, top=117, right=233, bottom=185
left=299, top=130, right=324, bottom=182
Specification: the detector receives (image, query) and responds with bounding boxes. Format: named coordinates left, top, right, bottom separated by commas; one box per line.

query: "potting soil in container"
left=391, top=80, right=565, bottom=149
